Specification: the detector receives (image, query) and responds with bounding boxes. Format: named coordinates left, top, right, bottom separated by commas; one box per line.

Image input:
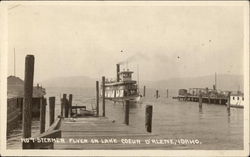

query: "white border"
left=0, top=2, right=8, bottom=154
left=0, top=1, right=249, bottom=156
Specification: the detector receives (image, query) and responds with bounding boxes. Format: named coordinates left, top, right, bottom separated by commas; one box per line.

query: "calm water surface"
left=7, top=87, right=243, bottom=149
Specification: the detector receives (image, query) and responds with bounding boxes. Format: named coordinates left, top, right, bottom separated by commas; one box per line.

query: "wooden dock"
left=54, top=117, right=159, bottom=150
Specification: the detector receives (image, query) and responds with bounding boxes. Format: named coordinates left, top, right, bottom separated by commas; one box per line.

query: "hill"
left=41, top=76, right=96, bottom=88
left=41, top=74, right=243, bottom=92
left=142, top=74, right=243, bottom=91
left=7, top=76, right=46, bottom=98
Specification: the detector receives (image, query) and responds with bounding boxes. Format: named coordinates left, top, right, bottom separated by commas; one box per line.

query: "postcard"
left=0, top=1, right=249, bottom=156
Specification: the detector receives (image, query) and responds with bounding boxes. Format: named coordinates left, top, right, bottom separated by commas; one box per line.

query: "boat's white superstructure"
left=101, top=64, right=140, bottom=103
left=230, top=93, right=244, bottom=108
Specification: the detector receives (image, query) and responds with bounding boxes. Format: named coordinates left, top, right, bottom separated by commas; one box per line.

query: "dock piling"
left=124, top=100, right=130, bottom=125
left=22, top=55, right=34, bottom=149
left=143, top=86, right=146, bottom=97
left=65, top=97, right=69, bottom=118
left=40, top=98, right=46, bottom=134
left=61, top=94, right=67, bottom=117
left=102, top=76, right=105, bottom=117
left=96, top=81, right=99, bottom=116
left=227, top=92, right=231, bottom=109
left=199, top=92, right=202, bottom=108
left=156, top=90, right=159, bottom=99
left=145, top=105, right=153, bottom=133
left=49, top=97, right=55, bottom=126
left=68, top=94, right=73, bottom=117
left=166, top=89, right=169, bottom=98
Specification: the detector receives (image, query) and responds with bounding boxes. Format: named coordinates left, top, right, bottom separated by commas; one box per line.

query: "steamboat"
left=102, top=64, right=141, bottom=102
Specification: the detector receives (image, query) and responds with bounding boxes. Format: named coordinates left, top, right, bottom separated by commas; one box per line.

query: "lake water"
left=7, top=87, right=243, bottom=150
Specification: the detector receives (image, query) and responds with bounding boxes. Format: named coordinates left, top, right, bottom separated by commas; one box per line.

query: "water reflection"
left=199, top=106, right=203, bottom=114
left=227, top=108, right=231, bottom=123
left=227, top=108, right=231, bottom=116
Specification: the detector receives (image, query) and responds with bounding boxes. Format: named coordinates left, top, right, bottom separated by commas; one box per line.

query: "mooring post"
left=60, top=99, right=63, bottom=117
left=143, top=86, right=146, bottom=97
left=125, top=100, right=130, bottom=125
left=22, top=55, right=34, bottom=149
left=156, top=90, right=159, bottom=99
left=96, top=81, right=99, bottom=116
left=166, top=89, right=169, bottom=98
left=199, top=92, right=202, bottom=108
left=102, top=76, right=105, bottom=117
left=75, top=104, right=78, bottom=115
left=145, top=105, right=153, bottom=133
left=65, top=96, right=69, bottom=118
left=69, top=94, right=73, bottom=118
left=61, top=94, right=67, bottom=117
left=227, top=92, right=231, bottom=109
left=40, top=98, right=46, bottom=134
left=49, top=97, right=55, bottom=126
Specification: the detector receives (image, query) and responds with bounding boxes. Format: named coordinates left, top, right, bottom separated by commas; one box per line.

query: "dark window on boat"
left=237, top=97, right=239, bottom=100
left=242, top=97, right=244, bottom=101
left=233, top=97, right=235, bottom=100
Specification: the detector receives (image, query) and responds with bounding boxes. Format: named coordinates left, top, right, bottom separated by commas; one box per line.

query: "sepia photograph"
left=0, top=1, right=249, bottom=156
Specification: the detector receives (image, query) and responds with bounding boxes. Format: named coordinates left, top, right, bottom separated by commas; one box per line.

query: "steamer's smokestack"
left=116, top=64, right=120, bottom=82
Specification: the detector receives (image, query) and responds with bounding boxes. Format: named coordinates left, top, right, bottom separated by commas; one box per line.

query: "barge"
left=173, top=87, right=244, bottom=108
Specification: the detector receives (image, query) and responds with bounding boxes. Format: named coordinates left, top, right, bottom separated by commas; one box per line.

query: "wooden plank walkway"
left=54, top=117, right=164, bottom=150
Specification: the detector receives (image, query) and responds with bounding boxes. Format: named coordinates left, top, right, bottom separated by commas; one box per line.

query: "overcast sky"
left=7, top=3, right=245, bottom=83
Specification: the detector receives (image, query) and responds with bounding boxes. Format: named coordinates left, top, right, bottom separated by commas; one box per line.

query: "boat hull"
left=105, top=95, right=141, bottom=103
left=230, top=104, right=244, bottom=108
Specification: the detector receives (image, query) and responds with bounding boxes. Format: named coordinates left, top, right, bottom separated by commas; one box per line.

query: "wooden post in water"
left=208, top=95, right=211, bottom=104
left=69, top=94, right=73, bottom=118
left=40, top=98, right=46, bottom=134
left=143, top=86, right=146, bottom=97
left=227, top=92, right=231, bottom=109
left=156, top=90, right=159, bottom=99
left=145, top=105, right=153, bottom=133
left=65, top=97, right=69, bottom=118
left=166, top=89, right=169, bottom=98
left=199, top=92, right=202, bottom=108
left=124, top=100, right=130, bottom=125
left=96, top=81, right=99, bottom=116
left=22, top=55, right=34, bottom=149
left=49, top=97, right=55, bottom=126
left=61, top=94, right=67, bottom=117
left=102, top=76, right=105, bottom=117
left=75, top=104, right=78, bottom=115
left=60, top=99, right=63, bottom=117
